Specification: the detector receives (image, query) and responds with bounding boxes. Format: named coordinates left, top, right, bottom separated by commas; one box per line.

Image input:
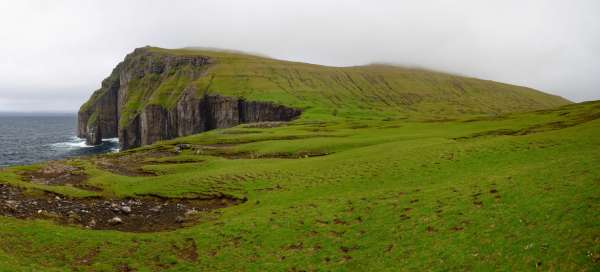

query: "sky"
left=0, top=0, right=598, bottom=112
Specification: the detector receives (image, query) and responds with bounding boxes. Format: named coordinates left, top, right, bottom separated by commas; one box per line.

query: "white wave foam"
left=104, top=137, right=119, bottom=143
left=105, top=138, right=121, bottom=152
left=50, top=136, right=93, bottom=149
left=49, top=136, right=121, bottom=151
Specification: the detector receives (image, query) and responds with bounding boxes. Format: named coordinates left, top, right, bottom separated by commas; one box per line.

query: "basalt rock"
left=78, top=47, right=302, bottom=149
left=119, top=92, right=301, bottom=149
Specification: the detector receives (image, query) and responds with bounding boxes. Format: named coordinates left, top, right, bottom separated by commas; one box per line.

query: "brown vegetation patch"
left=75, top=247, right=100, bottom=266
left=462, top=115, right=508, bottom=123
left=426, top=226, right=436, bottom=233
left=0, top=183, right=243, bottom=232
left=455, top=111, right=600, bottom=140
left=194, top=145, right=331, bottom=160
left=20, top=162, right=99, bottom=192
left=450, top=226, right=464, bottom=232
left=145, top=158, right=205, bottom=165
left=94, top=151, right=175, bottom=176
left=241, top=121, right=288, bottom=128
left=173, top=238, right=199, bottom=262
left=421, top=118, right=458, bottom=123
left=219, top=130, right=263, bottom=135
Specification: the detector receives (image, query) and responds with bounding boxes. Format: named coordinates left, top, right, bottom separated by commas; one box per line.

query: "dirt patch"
left=455, top=111, right=600, bottom=140
left=224, top=151, right=330, bottom=160
left=75, top=247, right=100, bottom=266
left=450, top=226, right=464, bottom=232
left=194, top=145, right=331, bottom=160
left=204, top=134, right=345, bottom=146
left=0, top=183, right=243, bottom=232
left=219, top=130, right=263, bottom=135
left=254, top=151, right=331, bottom=159
left=241, top=121, right=288, bottom=128
left=421, top=118, right=458, bottom=123
left=173, top=238, right=199, bottom=262
left=426, top=226, right=437, bottom=233
left=94, top=151, right=175, bottom=176
left=20, top=162, right=100, bottom=192
left=201, top=143, right=238, bottom=148
left=144, top=157, right=205, bottom=165
left=462, top=115, right=508, bottom=123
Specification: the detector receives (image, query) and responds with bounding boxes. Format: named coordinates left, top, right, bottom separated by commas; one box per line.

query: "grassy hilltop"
left=1, top=48, right=598, bottom=271
left=82, top=47, right=569, bottom=127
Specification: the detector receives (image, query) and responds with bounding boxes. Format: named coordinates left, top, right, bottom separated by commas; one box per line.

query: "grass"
left=1, top=100, right=599, bottom=271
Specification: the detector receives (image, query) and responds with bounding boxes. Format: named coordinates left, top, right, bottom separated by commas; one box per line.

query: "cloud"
left=0, top=0, right=598, bottom=112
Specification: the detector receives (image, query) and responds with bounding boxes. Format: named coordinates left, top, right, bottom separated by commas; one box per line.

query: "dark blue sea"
left=0, top=114, right=119, bottom=167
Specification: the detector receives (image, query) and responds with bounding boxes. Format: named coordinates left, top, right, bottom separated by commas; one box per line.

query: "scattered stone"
left=185, top=209, right=198, bottom=216
left=67, top=211, right=81, bottom=222
left=121, top=206, right=132, bottom=214
left=5, top=200, right=18, bottom=211
left=0, top=183, right=244, bottom=232
left=108, top=217, right=123, bottom=225
left=177, top=144, right=192, bottom=150
left=110, top=203, right=121, bottom=212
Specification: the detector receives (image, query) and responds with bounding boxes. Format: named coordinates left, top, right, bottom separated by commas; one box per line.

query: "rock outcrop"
left=78, top=47, right=302, bottom=150
left=120, top=93, right=301, bottom=149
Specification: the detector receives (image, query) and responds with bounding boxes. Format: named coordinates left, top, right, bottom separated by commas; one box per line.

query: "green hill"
left=123, top=47, right=570, bottom=120
left=77, top=46, right=570, bottom=149
left=1, top=47, right=597, bottom=271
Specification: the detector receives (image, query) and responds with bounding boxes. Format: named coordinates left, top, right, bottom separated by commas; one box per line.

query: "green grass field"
left=1, top=98, right=599, bottom=271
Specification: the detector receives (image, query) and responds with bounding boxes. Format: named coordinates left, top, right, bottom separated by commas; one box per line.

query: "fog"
left=1, top=0, right=598, bottom=112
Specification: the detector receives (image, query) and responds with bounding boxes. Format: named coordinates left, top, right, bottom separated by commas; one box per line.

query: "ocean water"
left=0, top=114, right=119, bottom=167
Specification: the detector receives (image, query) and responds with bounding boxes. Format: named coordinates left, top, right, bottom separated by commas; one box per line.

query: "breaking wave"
left=49, top=136, right=93, bottom=149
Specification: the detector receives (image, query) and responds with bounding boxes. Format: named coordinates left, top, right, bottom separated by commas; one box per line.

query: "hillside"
left=1, top=99, right=599, bottom=270
left=78, top=47, right=570, bottom=149
left=145, top=47, right=569, bottom=117
left=3, top=46, right=596, bottom=271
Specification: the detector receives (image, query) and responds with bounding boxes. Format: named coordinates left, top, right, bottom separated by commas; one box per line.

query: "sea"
left=0, top=113, right=119, bottom=168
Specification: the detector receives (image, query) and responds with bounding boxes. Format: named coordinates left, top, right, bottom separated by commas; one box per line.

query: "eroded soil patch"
left=194, top=146, right=331, bottom=160
left=95, top=151, right=175, bottom=176
left=455, top=111, right=600, bottom=140
left=241, top=121, right=288, bottom=128
left=20, top=161, right=100, bottom=192
left=0, top=183, right=243, bottom=232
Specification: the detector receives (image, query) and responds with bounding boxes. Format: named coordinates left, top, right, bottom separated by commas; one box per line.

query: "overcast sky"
left=0, top=0, right=598, bottom=112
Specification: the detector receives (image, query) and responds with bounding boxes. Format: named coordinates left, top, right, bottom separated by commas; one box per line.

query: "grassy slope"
left=0, top=100, right=598, bottom=271
left=83, top=47, right=570, bottom=127
left=155, top=47, right=570, bottom=119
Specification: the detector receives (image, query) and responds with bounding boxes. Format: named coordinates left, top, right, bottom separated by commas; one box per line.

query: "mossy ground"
left=1, top=101, right=599, bottom=271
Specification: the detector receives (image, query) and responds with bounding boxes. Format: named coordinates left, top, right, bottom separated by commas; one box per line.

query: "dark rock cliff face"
left=78, top=48, right=302, bottom=150
left=119, top=92, right=301, bottom=149
left=77, top=73, right=120, bottom=145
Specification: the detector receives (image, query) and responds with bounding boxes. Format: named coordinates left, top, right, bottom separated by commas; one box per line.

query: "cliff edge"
left=78, top=47, right=301, bottom=149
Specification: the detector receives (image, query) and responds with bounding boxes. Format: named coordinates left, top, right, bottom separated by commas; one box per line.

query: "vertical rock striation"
left=78, top=47, right=302, bottom=150
left=118, top=92, right=302, bottom=149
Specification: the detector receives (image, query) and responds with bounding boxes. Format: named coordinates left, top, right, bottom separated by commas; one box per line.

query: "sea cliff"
left=78, top=47, right=301, bottom=149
